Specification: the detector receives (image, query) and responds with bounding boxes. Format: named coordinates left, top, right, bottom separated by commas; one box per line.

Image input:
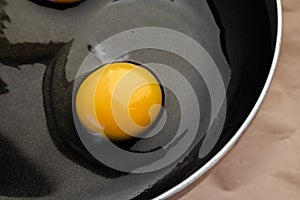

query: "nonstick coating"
left=0, top=0, right=278, bottom=199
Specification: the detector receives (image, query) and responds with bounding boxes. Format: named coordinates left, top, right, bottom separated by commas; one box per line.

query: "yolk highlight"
left=76, top=62, right=163, bottom=141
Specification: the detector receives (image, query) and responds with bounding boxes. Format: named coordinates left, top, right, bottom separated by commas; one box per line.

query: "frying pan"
left=0, top=0, right=281, bottom=199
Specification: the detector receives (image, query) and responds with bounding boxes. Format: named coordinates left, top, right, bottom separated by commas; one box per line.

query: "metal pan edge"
left=154, top=0, right=283, bottom=199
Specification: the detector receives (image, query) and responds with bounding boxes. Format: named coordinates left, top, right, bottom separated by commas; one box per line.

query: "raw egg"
left=76, top=62, right=163, bottom=141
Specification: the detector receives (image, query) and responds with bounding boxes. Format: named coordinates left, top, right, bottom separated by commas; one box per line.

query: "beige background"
left=179, top=0, right=300, bottom=199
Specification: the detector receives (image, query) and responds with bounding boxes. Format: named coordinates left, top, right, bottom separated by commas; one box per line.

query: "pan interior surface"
left=0, top=0, right=278, bottom=199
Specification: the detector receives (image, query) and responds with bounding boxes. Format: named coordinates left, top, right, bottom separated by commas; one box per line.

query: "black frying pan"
left=0, top=0, right=281, bottom=199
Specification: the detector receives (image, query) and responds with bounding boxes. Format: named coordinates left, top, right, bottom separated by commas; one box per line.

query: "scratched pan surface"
left=0, top=0, right=279, bottom=199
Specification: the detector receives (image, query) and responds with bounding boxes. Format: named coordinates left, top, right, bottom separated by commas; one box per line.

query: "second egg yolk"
left=76, top=62, right=163, bottom=141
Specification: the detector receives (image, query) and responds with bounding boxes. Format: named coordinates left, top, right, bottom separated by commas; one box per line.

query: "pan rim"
left=153, top=0, right=283, bottom=199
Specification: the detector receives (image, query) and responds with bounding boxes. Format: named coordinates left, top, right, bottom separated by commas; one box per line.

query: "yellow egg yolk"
left=76, top=62, right=163, bottom=141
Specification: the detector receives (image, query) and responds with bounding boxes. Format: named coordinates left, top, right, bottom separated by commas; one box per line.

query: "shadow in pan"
left=29, top=0, right=85, bottom=10
left=0, top=134, right=54, bottom=197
